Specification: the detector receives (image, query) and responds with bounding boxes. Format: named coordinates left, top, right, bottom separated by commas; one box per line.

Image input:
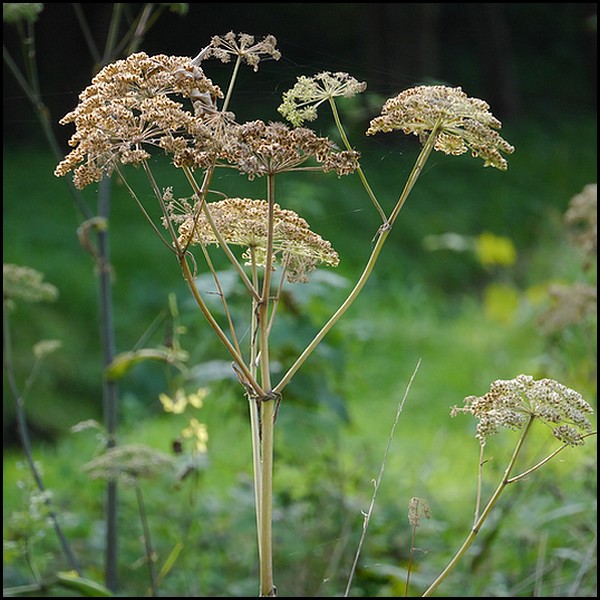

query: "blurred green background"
left=3, top=3, right=597, bottom=597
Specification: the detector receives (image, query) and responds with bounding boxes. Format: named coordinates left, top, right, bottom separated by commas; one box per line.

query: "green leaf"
left=55, top=572, right=112, bottom=597
left=105, top=348, right=188, bottom=380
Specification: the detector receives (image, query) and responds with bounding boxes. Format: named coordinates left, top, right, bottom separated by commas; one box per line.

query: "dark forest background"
left=3, top=3, right=597, bottom=147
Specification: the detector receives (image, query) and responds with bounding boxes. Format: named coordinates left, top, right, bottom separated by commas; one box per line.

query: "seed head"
left=452, top=374, right=593, bottom=446
left=54, top=52, right=222, bottom=188
left=278, top=71, right=367, bottom=126
left=3, top=264, right=58, bottom=304
left=227, top=119, right=359, bottom=178
left=176, top=197, right=339, bottom=283
left=83, top=444, right=175, bottom=482
left=564, top=183, right=597, bottom=258
left=367, top=85, right=514, bottom=170
left=197, top=32, right=281, bottom=71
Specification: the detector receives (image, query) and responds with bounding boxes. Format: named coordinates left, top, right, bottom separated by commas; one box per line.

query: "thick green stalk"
left=421, top=417, right=535, bottom=597
left=273, top=122, right=441, bottom=395
left=259, top=399, right=275, bottom=597
left=257, top=174, right=277, bottom=596
left=249, top=257, right=263, bottom=564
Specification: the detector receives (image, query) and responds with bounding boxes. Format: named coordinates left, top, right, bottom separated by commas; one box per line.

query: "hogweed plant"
left=421, top=375, right=595, bottom=596
left=53, top=31, right=591, bottom=596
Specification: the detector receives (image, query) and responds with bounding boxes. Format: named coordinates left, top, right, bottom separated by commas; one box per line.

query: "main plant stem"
left=257, top=173, right=277, bottom=596
left=421, top=416, right=535, bottom=597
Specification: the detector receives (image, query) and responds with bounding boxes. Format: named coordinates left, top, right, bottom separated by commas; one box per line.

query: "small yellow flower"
left=159, top=389, right=188, bottom=414
left=159, top=387, right=208, bottom=413
left=475, top=232, right=517, bottom=267
left=187, top=388, right=208, bottom=409
left=181, top=418, right=209, bottom=453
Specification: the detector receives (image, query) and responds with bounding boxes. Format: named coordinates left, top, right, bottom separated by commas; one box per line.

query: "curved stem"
left=273, top=122, right=441, bottom=395
left=508, top=430, right=596, bottom=484
left=329, top=97, right=387, bottom=223
left=181, top=165, right=260, bottom=301
left=421, top=416, right=535, bottom=597
left=178, top=253, right=262, bottom=397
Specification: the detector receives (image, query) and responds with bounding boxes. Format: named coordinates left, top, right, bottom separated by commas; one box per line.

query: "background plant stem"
left=2, top=307, right=82, bottom=575
left=96, top=175, right=120, bottom=591
left=421, top=416, right=535, bottom=597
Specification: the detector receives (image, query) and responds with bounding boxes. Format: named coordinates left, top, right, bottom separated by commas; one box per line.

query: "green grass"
left=3, top=110, right=597, bottom=596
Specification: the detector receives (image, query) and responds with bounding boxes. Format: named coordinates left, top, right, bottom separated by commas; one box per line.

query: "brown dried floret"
left=452, top=374, right=593, bottom=446
left=367, top=85, right=514, bottom=170
left=228, top=120, right=359, bottom=178
left=55, top=52, right=222, bottom=188
left=197, top=32, right=281, bottom=71
left=176, top=198, right=339, bottom=283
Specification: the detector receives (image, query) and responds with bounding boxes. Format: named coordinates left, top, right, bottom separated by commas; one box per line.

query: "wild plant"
left=53, top=32, right=594, bottom=596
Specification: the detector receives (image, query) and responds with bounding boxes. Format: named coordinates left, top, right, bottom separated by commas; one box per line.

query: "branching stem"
left=274, top=120, right=441, bottom=395
left=421, top=416, right=535, bottom=597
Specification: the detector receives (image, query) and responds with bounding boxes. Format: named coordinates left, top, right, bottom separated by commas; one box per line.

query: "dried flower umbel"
left=228, top=119, right=360, bottom=178
left=54, top=52, right=223, bottom=188
left=3, top=263, right=58, bottom=304
left=196, top=31, right=281, bottom=71
left=83, top=444, right=175, bottom=482
left=565, top=182, right=597, bottom=259
left=174, top=197, right=339, bottom=283
left=367, top=85, right=514, bottom=170
left=452, top=374, right=594, bottom=446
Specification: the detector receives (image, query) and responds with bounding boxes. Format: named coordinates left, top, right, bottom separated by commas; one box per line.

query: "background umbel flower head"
left=367, top=85, right=515, bottom=170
